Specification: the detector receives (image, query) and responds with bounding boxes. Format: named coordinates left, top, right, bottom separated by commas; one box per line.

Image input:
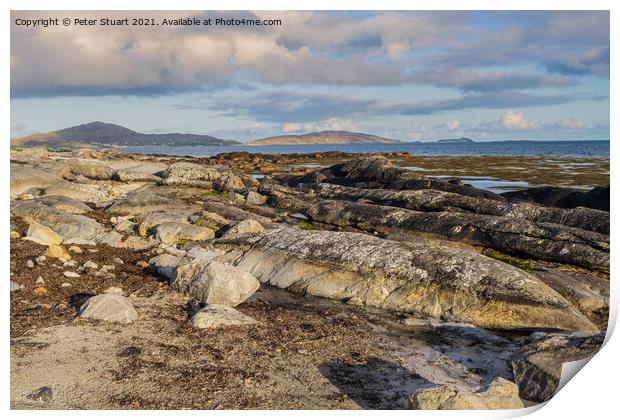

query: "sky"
left=10, top=10, right=610, bottom=142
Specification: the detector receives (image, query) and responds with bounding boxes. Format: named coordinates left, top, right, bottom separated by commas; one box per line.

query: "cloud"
left=447, top=120, right=461, bottom=131
left=556, top=117, right=587, bottom=129
left=10, top=10, right=609, bottom=98
left=282, top=118, right=357, bottom=133
left=178, top=90, right=603, bottom=123
left=500, top=110, right=539, bottom=130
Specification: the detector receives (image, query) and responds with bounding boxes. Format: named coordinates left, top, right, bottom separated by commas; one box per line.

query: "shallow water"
left=122, top=140, right=609, bottom=158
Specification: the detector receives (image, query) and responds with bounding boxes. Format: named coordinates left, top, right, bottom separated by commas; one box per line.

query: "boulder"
left=195, top=211, right=230, bottom=229
left=220, top=219, right=265, bottom=239
left=106, top=190, right=187, bottom=216
left=23, top=221, right=62, bottom=245
left=245, top=191, right=267, bottom=206
left=151, top=222, right=215, bottom=244
left=173, top=260, right=259, bottom=306
left=34, top=195, right=92, bottom=215
left=214, top=174, right=245, bottom=192
left=216, top=228, right=597, bottom=332
left=501, top=185, right=609, bottom=211
left=408, top=378, right=524, bottom=410
left=191, top=304, right=258, bottom=329
left=307, top=200, right=609, bottom=272
left=309, top=183, right=609, bottom=235
left=78, top=294, right=137, bottom=324
left=511, top=332, right=604, bottom=402
left=46, top=244, right=71, bottom=260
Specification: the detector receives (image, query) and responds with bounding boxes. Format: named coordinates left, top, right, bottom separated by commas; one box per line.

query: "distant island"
left=435, top=137, right=475, bottom=144
left=11, top=123, right=404, bottom=148
left=247, top=130, right=401, bottom=145
left=10, top=122, right=240, bottom=148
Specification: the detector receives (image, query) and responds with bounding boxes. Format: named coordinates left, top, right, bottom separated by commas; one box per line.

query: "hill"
left=436, top=137, right=475, bottom=144
left=248, top=130, right=401, bottom=145
left=11, top=122, right=239, bottom=147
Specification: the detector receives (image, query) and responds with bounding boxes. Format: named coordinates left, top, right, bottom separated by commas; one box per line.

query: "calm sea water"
left=122, top=140, right=609, bottom=158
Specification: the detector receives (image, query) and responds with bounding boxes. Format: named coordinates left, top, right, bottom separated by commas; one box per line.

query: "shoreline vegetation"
left=11, top=147, right=609, bottom=409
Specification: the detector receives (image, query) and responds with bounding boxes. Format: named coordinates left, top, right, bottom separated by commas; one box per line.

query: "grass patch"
left=297, top=220, right=317, bottom=230
left=486, top=251, right=534, bottom=271
left=10, top=146, right=23, bottom=152
left=274, top=205, right=301, bottom=214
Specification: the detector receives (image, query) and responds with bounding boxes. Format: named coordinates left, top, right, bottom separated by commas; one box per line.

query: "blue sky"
left=10, top=10, right=610, bottom=141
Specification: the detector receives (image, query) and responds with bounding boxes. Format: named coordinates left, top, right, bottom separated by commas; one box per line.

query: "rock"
left=103, top=286, right=123, bottom=295
left=173, top=261, right=259, bottom=307
left=245, top=191, right=267, bottom=206
left=23, top=221, right=62, bottom=245
left=220, top=219, right=265, bottom=239
left=148, top=253, right=186, bottom=280
left=533, top=270, right=609, bottom=326
left=35, top=255, right=46, bottom=265
left=101, top=264, right=115, bottom=272
left=502, top=185, right=609, bottom=211
left=308, top=199, right=609, bottom=272
left=27, top=386, right=53, bottom=402
left=78, top=294, right=137, bottom=324
left=195, top=211, right=229, bottom=229
left=83, top=261, right=98, bottom=271
left=68, top=245, right=82, bottom=253
left=112, top=257, right=124, bottom=265
left=17, top=193, right=34, bottom=200
left=162, top=162, right=222, bottom=188
left=63, top=260, right=77, bottom=267
left=10, top=281, right=23, bottom=292
left=151, top=222, right=215, bottom=244
left=217, top=228, right=597, bottom=332
left=26, top=260, right=35, bottom=268
left=113, top=170, right=161, bottom=183
left=106, top=190, right=187, bottom=216
left=286, top=156, right=502, bottom=200
left=67, top=161, right=116, bottom=181
left=61, top=282, right=72, bottom=287
left=114, top=219, right=136, bottom=234
left=136, top=260, right=149, bottom=268
left=63, top=271, right=80, bottom=278
left=35, top=195, right=92, bottom=214
left=10, top=230, right=20, bottom=238
left=191, top=304, right=258, bottom=329
left=46, top=244, right=71, bottom=260
left=511, top=332, right=604, bottom=402
left=309, top=183, right=609, bottom=235
left=12, top=200, right=107, bottom=245
left=136, top=211, right=193, bottom=236
left=227, top=191, right=246, bottom=205
left=214, top=174, right=246, bottom=192
left=36, top=276, right=45, bottom=285
left=408, top=378, right=523, bottom=409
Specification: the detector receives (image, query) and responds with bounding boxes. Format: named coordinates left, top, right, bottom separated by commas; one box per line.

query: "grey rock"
left=511, top=332, right=604, bottom=402
left=173, top=260, right=259, bottom=307
left=79, top=294, right=137, bottom=324
left=27, top=386, right=53, bottom=402
left=408, top=378, right=524, bottom=409
left=245, top=191, right=267, bottom=206
left=151, top=222, right=215, bottom=244
left=191, top=304, right=258, bottom=329
left=220, top=219, right=265, bottom=239
left=217, top=228, right=597, bottom=332
left=10, top=281, right=23, bottom=292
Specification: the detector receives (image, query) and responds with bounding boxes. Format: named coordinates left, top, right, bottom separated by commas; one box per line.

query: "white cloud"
left=282, top=118, right=357, bottom=133
left=500, top=110, right=540, bottom=130
left=447, top=120, right=461, bottom=131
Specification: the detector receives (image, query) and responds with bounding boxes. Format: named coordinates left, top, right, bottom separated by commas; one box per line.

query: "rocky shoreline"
left=10, top=147, right=609, bottom=409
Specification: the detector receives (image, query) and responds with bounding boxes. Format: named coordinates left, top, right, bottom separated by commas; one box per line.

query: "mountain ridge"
left=247, top=130, right=401, bottom=145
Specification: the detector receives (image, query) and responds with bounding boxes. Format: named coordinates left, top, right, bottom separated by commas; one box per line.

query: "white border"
left=3, top=1, right=617, bottom=419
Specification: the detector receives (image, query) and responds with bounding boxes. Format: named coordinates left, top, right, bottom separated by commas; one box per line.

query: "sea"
left=121, top=140, right=610, bottom=158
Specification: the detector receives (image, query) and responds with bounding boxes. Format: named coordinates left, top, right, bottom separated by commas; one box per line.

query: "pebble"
left=63, top=271, right=80, bottom=278
left=10, top=231, right=20, bottom=239
left=136, top=260, right=149, bottom=268
left=88, top=249, right=98, bottom=253
left=35, top=255, right=46, bottom=265
left=35, top=276, right=45, bottom=285
left=103, top=286, right=123, bottom=295
left=63, top=260, right=77, bottom=267
left=83, top=261, right=99, bottom=270
left=101, top=264, right=115, bottom=272
left=27, top=386, right=53, bottom=402
left=33, top=286, right=47, bottom=295
left=112, top=257, right=124, bottom=265
left=26, top=260, right=35, bottom=268
left=68, top=245, right=82, bottom=253
left=10, top=281, right=23, bottom=292
left=60, top=282, right=72, bottom=287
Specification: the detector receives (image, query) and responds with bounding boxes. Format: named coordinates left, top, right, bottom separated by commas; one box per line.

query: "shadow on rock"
left=319, top=356, right=433, bottom=409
